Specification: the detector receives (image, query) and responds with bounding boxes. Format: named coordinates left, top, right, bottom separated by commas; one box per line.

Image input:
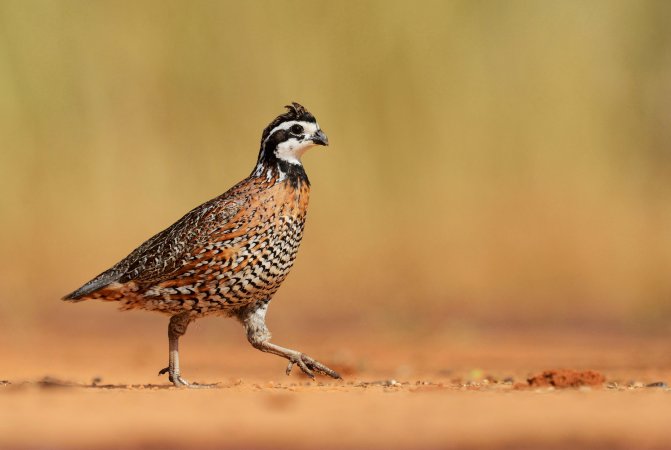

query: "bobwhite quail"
left=63, top=103, right=340, bottom=387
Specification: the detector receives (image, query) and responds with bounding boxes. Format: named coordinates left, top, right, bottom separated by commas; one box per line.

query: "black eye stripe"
left=261, top=122, right=316, bottom=153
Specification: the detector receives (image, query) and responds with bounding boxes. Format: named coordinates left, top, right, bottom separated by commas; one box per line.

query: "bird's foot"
left=285, top=353, right=342, bottom=380
left=158, top=366, right=190, bottom=387
left=158, top=367, right=216, bottom=388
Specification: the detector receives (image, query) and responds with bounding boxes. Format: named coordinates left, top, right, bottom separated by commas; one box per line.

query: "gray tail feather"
left=62, top=270, right=120, bottom=302
left=62, top=289, right=89, bottom=302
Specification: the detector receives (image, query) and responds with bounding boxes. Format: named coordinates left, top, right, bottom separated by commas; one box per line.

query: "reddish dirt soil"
left=523, top=369, right=607, bottom=389
left=1, top=316, right=671, bottom=450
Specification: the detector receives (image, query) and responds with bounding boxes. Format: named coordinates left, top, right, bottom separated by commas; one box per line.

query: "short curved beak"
left=311, top=130, right=329, bottom=146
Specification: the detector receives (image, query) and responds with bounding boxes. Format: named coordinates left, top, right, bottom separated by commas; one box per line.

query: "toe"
left=172, top=376, right=190, bottom=387
left=297, top=356, right=315, bottom=378
left=285, top=361, right=295, bottom=375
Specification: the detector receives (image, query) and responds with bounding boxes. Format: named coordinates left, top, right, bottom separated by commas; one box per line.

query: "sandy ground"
left=1, top=312, right=671, bottom=449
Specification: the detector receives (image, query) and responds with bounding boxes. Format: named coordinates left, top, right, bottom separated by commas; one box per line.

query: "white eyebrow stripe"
left=262, top=120, right=318, bottom=149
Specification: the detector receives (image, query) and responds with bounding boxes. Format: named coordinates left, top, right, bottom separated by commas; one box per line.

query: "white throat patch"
left=275, top=138, right=316, bottom=165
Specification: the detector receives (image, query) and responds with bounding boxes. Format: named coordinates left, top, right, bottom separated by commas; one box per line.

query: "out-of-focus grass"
left=1, top=1, right=671, bottom=331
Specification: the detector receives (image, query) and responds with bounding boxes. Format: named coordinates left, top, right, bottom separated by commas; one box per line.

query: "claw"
left=158, top=366, right=216, bottom=388
left=171, top=375, right=191, bottom=387
left=158, top=366, right=188, bottom=386
left=297, top=359, right=315, bottom=378
left=158, top=366, right=190, bottom=387
left=170, top=375, right=191, bottom=387
left=285, top=353, right=340, bottom=380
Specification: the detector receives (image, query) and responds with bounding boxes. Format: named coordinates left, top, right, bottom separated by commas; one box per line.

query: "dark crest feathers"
left=260, top=102, right=316, bottom=146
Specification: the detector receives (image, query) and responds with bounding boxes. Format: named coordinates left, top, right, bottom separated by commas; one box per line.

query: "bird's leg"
left=158, top=312, right=194, bottom=387
left=236, top=300, right=341, bottom=380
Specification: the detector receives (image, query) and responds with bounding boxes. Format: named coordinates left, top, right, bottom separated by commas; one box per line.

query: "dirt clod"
left=524, top=369, right=606, bottom=389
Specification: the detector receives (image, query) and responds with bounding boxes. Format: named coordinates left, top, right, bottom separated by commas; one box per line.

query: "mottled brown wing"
left=63, top=197, right=242, bottom=300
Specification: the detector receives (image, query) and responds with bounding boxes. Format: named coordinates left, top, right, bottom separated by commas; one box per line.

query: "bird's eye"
left=290, top=124, right=304, bottom=134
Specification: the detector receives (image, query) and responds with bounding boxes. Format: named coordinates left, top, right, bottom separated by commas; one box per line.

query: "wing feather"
left=62, top=197, right=242, bottom=301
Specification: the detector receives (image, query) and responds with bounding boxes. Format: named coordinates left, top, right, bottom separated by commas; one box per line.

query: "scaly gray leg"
left=236, top=300, right=341, bottom=380
left=158, top=312, right=194, bottom=387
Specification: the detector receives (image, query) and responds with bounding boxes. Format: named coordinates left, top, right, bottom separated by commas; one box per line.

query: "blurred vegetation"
left=2, top=0, right=671, bottom=331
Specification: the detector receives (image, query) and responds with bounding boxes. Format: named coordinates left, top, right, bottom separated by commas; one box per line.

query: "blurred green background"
left=2, top=0, right=671, bottom=335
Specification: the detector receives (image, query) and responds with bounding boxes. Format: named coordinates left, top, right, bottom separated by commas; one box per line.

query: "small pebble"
left=645, top=381, right=668, bottom=388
